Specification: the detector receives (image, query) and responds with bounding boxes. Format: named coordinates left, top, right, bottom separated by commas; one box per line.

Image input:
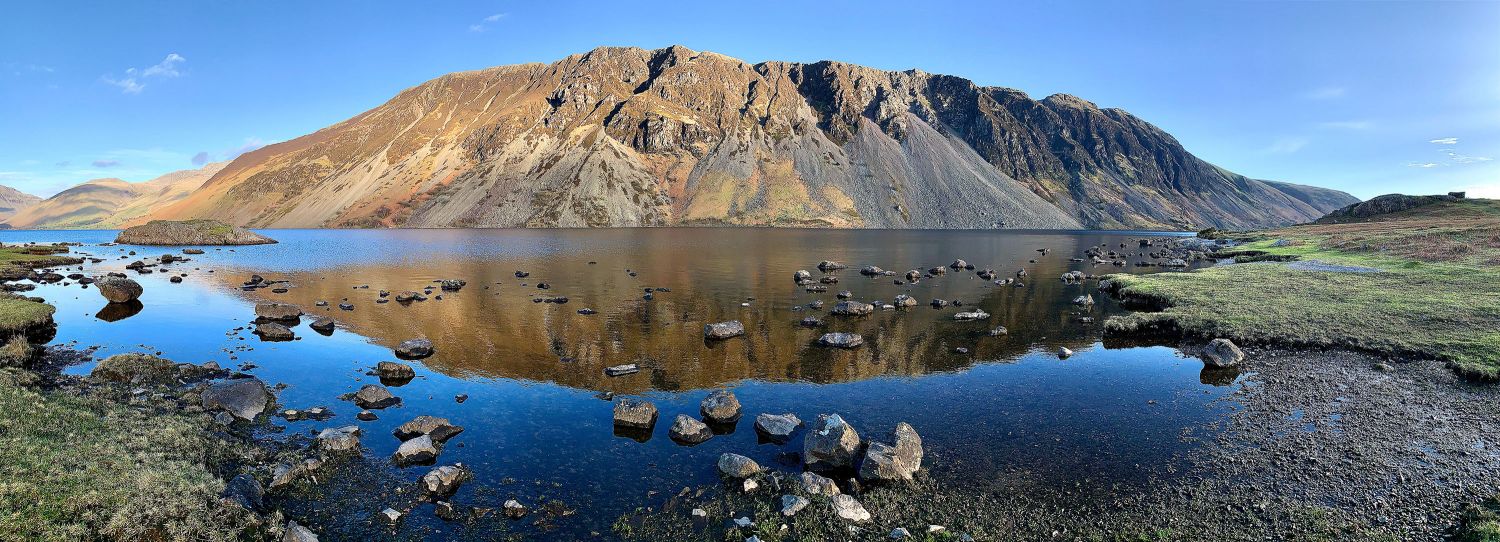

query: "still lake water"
left=4, top=228, right=1236, bottom=539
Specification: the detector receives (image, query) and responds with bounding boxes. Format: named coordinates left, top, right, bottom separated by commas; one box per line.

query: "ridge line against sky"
left=1, top=0, right=1497, bottom=199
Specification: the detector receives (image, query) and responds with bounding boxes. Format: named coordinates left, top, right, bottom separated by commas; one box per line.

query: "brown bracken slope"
left=145, top=45, right=1356, bottom=230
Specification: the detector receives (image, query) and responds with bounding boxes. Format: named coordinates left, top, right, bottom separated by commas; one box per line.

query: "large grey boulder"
left=220, top=473, right=265, bottom=512
left=94, top=275, right=143, bottom=303
left=804, top=414, right=861, bottom=470
left=351, top=384, right=400, bottom=409
left=612, top=398, right=658, bottom=429
left=1201, top=338, right=1244, bottom=367
left=394, top=415, right=464, bottom=443
left=830, top=494, right=871, bottom=522
left=700, top=390, right=742, bottom=423
left=703, top=321, right=745, bottom=340
left=717, top=453, right=762, bottom=478
left=202, top=378, right=271, bottom=421
left=858, top=423, right=924, bottom=482
left=830, top=301, right=874, bottom=316
left=316, top=425, right=361, bottom=452
left=754, top=413, right=802, bottom=443
left=669, top=414, right=713, bottom=445
left=421, top=464, right=472, bottom=497
left=394, top=434, right=440, bottom=466
left=254, top=303, right=302, bottom=322
left=394, top=338, right=434, bottom=359
left=817, top=332, right=864, bottom=348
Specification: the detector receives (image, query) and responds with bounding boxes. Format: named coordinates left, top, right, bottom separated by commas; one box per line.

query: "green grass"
left=1103, top=199, right=1500, bottom=380
left=0, top=369, right=257, bottom=541
left=1456, top=495, right=1500, bottom=542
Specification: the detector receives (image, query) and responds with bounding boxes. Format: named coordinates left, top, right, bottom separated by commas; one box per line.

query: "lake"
left=3, top=228, right=1237, bottom=539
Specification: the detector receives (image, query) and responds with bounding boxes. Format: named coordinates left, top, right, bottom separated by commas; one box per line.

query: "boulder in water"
left=93, top=275, right=142, bottom=303
left=114, top=219, right=276, bottom=246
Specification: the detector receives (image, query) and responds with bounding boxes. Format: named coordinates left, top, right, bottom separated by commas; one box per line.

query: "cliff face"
left=147, top=45, right=1356, bottom=230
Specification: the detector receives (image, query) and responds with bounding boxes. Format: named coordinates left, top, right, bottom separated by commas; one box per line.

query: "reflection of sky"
left=9, top=228, right=1228, bottom=538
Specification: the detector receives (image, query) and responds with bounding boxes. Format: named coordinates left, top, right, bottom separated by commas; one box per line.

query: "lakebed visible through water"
left=7, top=227, right=1431, bottom=540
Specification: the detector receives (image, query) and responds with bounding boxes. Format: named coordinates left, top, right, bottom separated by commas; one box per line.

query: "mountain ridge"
left=6, top=162, right=227, bottom=229
left=102, top=46, right=1357, bottom=229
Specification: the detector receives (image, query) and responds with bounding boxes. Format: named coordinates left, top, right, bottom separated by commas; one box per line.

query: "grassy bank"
left=0, top=369, right=258, bottom=541
left=0, top=244, right=80, bottom=343
left=1103, top=198, right=1500, bottom=380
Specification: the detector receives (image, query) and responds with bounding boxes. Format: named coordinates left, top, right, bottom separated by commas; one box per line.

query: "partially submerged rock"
left=90, top=353, right=175, bottom=385
left=613, top=398, right=658, bottom=429
left=1201, top=338, right=1244, bottom=367
left=394, top=415, right=465, bottom=443
left=114, top=219, right=276, bottom=246
left=804, top=414, right=861, bottom=470
left=254, top=303, right=302, bottom=322
left=830, top=300, right=874, bottom=316
left=394, top=434, right=440, bottom=466
left=394, top=338, right=434, bottom=359
left=421, top=464, right=472, bottom=497
left=351, top=384, right=400, bottom=409
left=700, top=390, right=742, bottom=423
left=817, top=332, right=863, bottom=348
left=254, top=322, right=295, bottom=341
left=754, top=413, right=802, bottom=443
left=717, top=453, right=762, bottom=478
left=316, top=425, right=361, bottom=452
left=93, top=275, right=142, bottom=303
left=703, top=320, right=745, bottom=340
left=669, top=414, right=713, bottom=445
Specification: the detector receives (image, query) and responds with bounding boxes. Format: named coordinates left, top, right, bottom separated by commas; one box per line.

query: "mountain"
left=147, top=46, right=1355, bottom=230
left=7, top=162, right=226, bottom=229
left=0, top=185, right=42, bottom=223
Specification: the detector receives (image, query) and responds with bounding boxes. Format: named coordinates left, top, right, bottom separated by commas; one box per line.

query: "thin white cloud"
left=91, top=159, right=121, bottom=168
left=469, top=13, right=507, bottom=32
left=1406, top=162, right=1439, bottom=168
left=1303, top=86, right=1346, bottom=100
left=1445, top=150, right=1493, bottom=164
left=102, top=53, right=187, bottom=94
left=1429, top=137, right=1458, bottom=145
left=223, top=137, right=265, bottom=160
left=1263, top=136, right=1309, bottom=154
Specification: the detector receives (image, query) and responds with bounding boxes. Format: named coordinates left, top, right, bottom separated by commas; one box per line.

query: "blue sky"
left=2, top=1, right=1497, bottom=199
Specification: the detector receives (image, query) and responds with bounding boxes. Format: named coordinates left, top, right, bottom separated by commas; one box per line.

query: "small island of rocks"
left=114, top=219, right=277, bottom=246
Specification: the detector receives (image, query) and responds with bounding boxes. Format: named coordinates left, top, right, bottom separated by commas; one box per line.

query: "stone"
left=317, top=425, right=361, bottom=452
left=375, top=361, right=415, bottom=381
left=700, top=390, right=742, bottom=423
left=704, top=320, right=745, bottom=340
left=989, top=326, right=1009, bottom=336
left=953, top=309, right=989, bottom=321
left=804, top=414, right=861, bottom=469
left=394, top=434, right=440, bottom=466
left=817, top=261, right=846, bottom=272
left=439, top=279, right=466, bottom=291
left=1073, top=294, right=1094, bottom=306
left=754, top=413, right=801, bottom=443
left=421, top=464, right=472, bottom=497
left=799, top=472, right=840, bottom=496
left=1058, top=347, right=1074, bottom=358
left=379, top=508, right=402, bottom=525
left=221, top=473, right=264, bottom=512
left=859, top=423, right=924, bottom=482
left=1201, top=338, right=1244, bottom=367
left=669, top=414, right=713, bottom=445
left=254, top=322, right=295, bottom=341
left=282, top=520, right=319, bottom=542
left=394, top=338, right=434, bottom=359
left=94, top=275, right=143, bottom=303
left=612, top=398, right=658, bottom=429
left=892, top=294, right=917, bottom=307
left=504, top=499, right=528, bottom=518
left=352, top=384, right=400, bottom=409
left=254, top=303, right=302, bottom=322
left=830, top=300, right=874, bottom=316
left=891, top=527, right=911, bottom=539
left=395, top=415, right=465, bottom=443
left=357, top=410, right=378, bottom=421
left=831, top=494, right=871, bottom=522
left=202, top=378, right=271, bottom=421
left=717, top=453, right=761, bottom=478
left=794, top=270, right=812, bottom=282
left=90, top=353, right=176, bottom=385
left=781, top=494, right=810, bottom=517
left=309, top=317, right=335, bottom=333
left=604, top=364, right=639, bottom=377
left=817, top=332, right=863, bottom=348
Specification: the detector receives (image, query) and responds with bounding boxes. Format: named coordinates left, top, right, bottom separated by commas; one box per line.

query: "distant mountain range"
left=3, top=162, right=225, bottom=229
left=3, top=46, right=1358, bottom=230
